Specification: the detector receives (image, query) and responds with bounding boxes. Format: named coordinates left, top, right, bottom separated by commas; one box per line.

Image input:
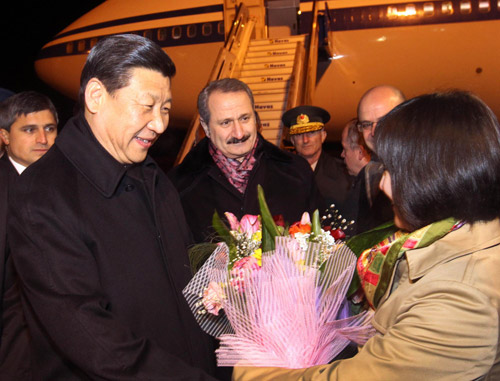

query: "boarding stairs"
left=238, top=35, right=306, bottom=145
left=174, top=1, right=320, bottom=164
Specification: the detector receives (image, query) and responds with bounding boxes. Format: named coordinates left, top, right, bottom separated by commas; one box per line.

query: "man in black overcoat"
left=169, top=78, right=322, bottom=244
left=7, top=35, right=217, bottom=380
left=0, top=90, right=59, bottom=379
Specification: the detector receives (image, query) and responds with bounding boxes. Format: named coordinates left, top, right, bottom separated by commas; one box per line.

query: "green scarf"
left=357, top=218, right=463, bottom=308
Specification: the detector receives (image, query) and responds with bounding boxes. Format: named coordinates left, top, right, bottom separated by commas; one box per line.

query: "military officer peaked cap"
left=282, top=105, right=330, bottom=135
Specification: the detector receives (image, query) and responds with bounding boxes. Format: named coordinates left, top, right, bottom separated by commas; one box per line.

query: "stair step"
left=244, top=55, right=296, bottom=64
left=250, top=36, right=306, bottom=46
left=246, top=48, right=297, bottom=58
left=240, top=67, right=293, bottom=77
left=242, top=61, right=294, bottom=71
left=256, top=110, right=284, bottom=120
left=260, top=119, right=282, bottom=129
left=240, top=74, right=291, bottom=85
left=255, top=101, right=286, bottom=113
left=248, top=42, right=298, bottom=52
left=253, top=93, right=287, bottom=103
left=251, top=88, right=288, bottom=95
left=247, top=81, right=289, bottom=91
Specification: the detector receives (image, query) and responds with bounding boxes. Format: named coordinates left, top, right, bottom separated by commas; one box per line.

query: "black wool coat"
left=313, top=151, right=352, bottom=212
left=8, top=115, right=217, bottom=380
left=168, top=136, right=323, bottom=243
left=0, top=156, right=32, bottom=380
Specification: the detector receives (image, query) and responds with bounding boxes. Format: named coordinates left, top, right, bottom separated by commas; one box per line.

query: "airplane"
left=34, top=0, right=500, bottom=163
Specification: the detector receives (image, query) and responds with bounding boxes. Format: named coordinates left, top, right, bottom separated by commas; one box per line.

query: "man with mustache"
left=169, top=78, right=321, bottom=243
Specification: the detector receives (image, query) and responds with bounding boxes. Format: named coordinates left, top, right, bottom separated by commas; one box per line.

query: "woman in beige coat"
left=234, top=91, right=500, bottom=380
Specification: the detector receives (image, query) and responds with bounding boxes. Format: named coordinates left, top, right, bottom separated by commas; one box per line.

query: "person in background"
left=169, top=78, right=322, bottom=243
left=7, top=34, right=217, bottom=380
left=0, top=91, right=57, bottom=175
left=0, top=90, right=59, bottom=379
left=283, top=105, right=351, bottom=213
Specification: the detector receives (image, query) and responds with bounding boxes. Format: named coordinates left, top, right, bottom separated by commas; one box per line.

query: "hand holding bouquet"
left=183, top=186, right=375, bottom=368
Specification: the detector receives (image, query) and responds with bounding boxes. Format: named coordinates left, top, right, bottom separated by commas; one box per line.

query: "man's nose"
left=37, top=130, right=48, bottom=145
left=232, top=120, right=245, bottom=139
left=148, top=110, right=169, bottom=135
left=302, top=134, right=310, bottom=143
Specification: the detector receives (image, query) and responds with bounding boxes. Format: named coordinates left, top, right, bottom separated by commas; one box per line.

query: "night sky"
left=0, top=1, right=183, bottom=168
left=1, top=1, right=105, bottom=125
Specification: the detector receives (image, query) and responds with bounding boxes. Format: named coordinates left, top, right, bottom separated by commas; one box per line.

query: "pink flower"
left=230, top=256, right=261, bottom=292
left=202, top=282, right=225, bottom=316
left=225, top=212, right=260, bottom=238
left=233, top=256, right=261, bottom=272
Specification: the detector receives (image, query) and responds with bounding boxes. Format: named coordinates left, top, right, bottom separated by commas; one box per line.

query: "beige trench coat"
left=234, top=219, right=500, bottom=380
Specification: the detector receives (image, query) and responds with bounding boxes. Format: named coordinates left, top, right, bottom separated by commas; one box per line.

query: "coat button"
left=124, top=184, right=135, bottom=192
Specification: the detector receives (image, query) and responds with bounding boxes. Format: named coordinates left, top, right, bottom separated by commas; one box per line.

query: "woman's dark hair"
left=375, top=90, right=500, bottom=231
left=79, top=34, right=176, bottom=108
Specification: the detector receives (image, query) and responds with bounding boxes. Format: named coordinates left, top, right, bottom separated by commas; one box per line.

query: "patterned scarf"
left=209, top=139, right=258, bottom=194
left=357, top=218, right=464, bottom=309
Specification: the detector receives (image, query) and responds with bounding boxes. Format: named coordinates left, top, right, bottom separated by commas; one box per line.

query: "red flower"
left=289, top=221, right=311, bottom=236
left=273, top=214, right=285, bottom=227
left=323, top=226, right=346, bottom=240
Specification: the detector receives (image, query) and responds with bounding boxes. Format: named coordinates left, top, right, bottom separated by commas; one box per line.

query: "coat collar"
left=406, top=219, right=500, bottom=281
left=56, top=113, right=156, bottom=198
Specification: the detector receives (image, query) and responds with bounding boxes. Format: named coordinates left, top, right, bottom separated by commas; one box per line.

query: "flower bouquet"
left=183, top=185, right=375, bottom=368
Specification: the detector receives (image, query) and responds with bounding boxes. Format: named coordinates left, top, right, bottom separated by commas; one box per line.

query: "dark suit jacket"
left=169, top=135, right=323, bottom=243
left=8, top=115, right=217, bottom=380
left=0, top=156, right=32, bottom=380
left=313, top=151, right=352, bottom=212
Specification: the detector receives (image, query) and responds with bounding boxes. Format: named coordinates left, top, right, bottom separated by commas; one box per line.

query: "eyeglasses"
left=356, top=120, right=376, bottom=131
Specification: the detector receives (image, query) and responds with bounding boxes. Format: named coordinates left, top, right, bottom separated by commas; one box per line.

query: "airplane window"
left=423, top=2, right=434, bottom=15
left=172, top=26, right=182, bottom=40
left=218, top=21, right=224, bottom=35
left=187, top=25, right=197, bottom=38
left=66, top=42, right=74, bottom=54
left=90, top=38, right=98, bottom=49
left=405, top=4, right=417, bottom=16
left=478, top=0, right=490, bottom=11
left=143, top=30, right=153, bottom=40
left=158, top=28, right=167, bottom=41
left=202, top=23, right=212, bottom=36
left=78, top=40, right=86, bottom=52
left=460, top=0, right=472, bottom=13
left=442, top=1, right=454, bottom=14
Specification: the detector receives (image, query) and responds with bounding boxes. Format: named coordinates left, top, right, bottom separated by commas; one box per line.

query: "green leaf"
left=310, top=209, right=321, bottom=238
left=212, top=210, right=234, bottom=245
left=257, top=185, right=280, bottom=251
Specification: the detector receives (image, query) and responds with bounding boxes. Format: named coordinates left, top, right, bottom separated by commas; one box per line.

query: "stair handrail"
left=174, top=3, right=254, bottom=165
left=323, top=1, right=334, bottom=58
left=303, top=0, right=320, bottom=105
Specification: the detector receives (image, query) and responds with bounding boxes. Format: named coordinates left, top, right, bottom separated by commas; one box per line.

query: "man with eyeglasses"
left=346, top=85, right=405, bottom=234
left=356, top=85, right=406, bottom=153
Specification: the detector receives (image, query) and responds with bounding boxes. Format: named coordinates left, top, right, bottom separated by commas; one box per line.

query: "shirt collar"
left=8, top=156, right=27, bottom=174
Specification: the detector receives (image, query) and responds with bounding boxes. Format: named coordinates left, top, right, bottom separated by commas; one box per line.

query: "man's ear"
left=0, top=129, right=9, bottom=146
left=200, top=119, right=210, bottom=138
left=321, top=130, right=327, bottom=143
left=84, top=78, right=106, bottom=114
